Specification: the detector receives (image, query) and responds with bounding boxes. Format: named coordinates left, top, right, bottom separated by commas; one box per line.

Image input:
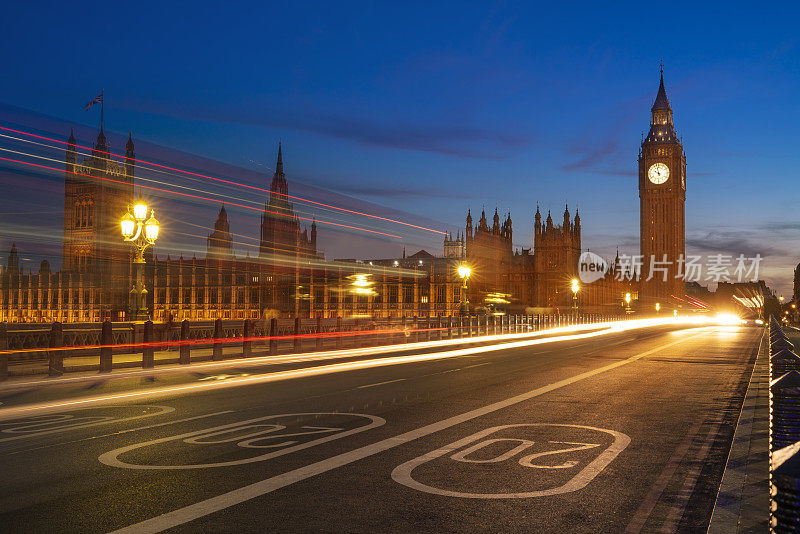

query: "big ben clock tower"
left=639, top=67, right=686, bottom=303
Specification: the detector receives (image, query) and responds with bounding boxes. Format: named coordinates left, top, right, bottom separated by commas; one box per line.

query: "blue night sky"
left=1, top=1, right=799, bottom=294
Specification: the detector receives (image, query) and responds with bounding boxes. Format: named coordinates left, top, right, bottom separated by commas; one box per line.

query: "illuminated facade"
left=639, top=68, right=686, bottom=303
left=259, top=144, right=319, bottom=260
left=62, top=126, right=134, bottom=318
left=0, top=124, right=634, bottom=323
left=533, top=205, right=581, bottom=308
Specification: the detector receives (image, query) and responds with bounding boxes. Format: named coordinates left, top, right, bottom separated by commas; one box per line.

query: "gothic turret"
left=478, top=209, right=488, bottom=232
left=492, top=208, right=500, bottom=234
left=66, top=128, right=77, bottom=174
left=534, top=205, right=542, bottom=235
left=546, top=210, right=553, bottom=231
left=269, top=142, right=289, bottom=204
left=95, top=126, right=107, bottom=156
left=7, top=243, right=19, bottom=273
left=563, top=204, right=571, bottom=233
left=207, top=204, right=233, bottom=259
left=465, top=209, right=473, bottom=239
left=125, top=131, right=135, bottom=179
left=644, top=66, right=677, bottom=144
left=311, top=217, right=317, bottom=251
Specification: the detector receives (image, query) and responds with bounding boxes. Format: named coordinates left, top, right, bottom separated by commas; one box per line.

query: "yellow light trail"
left=0, top=315, right=741, bottom=419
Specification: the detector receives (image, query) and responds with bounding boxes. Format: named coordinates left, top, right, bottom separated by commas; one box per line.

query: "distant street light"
left=121, top=193, right=159, bottom=321
left=571, top=279, right=580, bottom=311
left=458, top=264, right=471, bottom=315
left=655, top=302, right=661, bottom=314
left=624, top=292, right=632, bottom=314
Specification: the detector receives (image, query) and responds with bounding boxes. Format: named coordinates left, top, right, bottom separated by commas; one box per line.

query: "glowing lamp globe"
left=457, top=265, right=471, bottom=279
left=133, top=200, right=148, bottom=221
left=120, top=212, right=135, bottom=238
left=144, top=214, right=160, bottom=242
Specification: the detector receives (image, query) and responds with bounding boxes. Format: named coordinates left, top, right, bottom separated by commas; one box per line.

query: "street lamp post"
left=457, top=264, right=471, bottom=316
left=121, top=194, right=159, bottom=321
left=624, top=292, right=632, bottom=314
left=571, top=278, right=580, bottom=313
left=655, top=302, right=661, bottom=315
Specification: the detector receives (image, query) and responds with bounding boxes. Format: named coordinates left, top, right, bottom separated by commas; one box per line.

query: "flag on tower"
left=84, top=91, right=103, bottom=111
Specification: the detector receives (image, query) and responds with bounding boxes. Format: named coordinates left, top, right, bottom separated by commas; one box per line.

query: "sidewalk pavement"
left=707, top=328, right=769, bottom=533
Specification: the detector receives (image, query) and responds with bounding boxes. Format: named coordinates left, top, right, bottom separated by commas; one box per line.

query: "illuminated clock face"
left=648, top=163, right=670, bottom=184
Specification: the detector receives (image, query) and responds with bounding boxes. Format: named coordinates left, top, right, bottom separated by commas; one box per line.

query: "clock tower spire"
left=639, top=66, right=686, bottom=305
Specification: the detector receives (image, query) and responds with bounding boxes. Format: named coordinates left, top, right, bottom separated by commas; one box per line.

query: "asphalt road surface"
left=0, top=323, right=760, bottom=533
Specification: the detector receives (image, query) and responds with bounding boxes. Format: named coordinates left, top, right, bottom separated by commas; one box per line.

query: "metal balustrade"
left=0, top=313, right=619, bottom=379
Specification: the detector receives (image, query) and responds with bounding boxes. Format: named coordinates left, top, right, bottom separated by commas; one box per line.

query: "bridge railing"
left=766, top=316, right=800, bottom=532
left=0, top=313, right=620, bottom=379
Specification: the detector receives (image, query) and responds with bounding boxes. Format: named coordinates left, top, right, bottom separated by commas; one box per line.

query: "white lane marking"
left=0, top=324, right=663, bottom=419
left=357, top=379, right=407, bottom=389
left=0, top=405, right=175, bottom=443
left=463, top=363, right=490, bottom=369
left=391, top=424, right=628, bottom=498
left=99, top=413, right=385, bottom=470
left=110, top=329, right=712, bottom=534
left=5, top=411, right=234, bottom=455
left=1, top=414, right=114, bottom=433
left=624, top=422, right=702, bottom=533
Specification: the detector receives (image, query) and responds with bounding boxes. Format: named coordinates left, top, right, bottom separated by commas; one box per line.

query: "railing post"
left=179, top=320, right=190, bottom=364
left=99, top=320, right=112, bottom=373
left=316, top=316, right=323, bottom=351
left=48, top=321, right=63, bottom=376
left=143, top=320, right=155, bottom=367
left=447, top=316, right=453, bottom=339
left=401, top=316, right=408, bottom=343
left=270, top=318, right=278, bottom=354
left=361, top=319, right=368, bottom=347
left=0, top=323, right=7, bottom=380
left=242, top=319, right=252, bottom=358
left=294, top=317, right=302, bottom=353
left=213, top=318, right=223, bottom=361
left=336, top=316, right=343, bottom=349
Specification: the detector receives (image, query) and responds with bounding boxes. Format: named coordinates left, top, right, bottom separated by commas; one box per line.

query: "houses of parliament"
left=0, top=71, right=683, bottom=323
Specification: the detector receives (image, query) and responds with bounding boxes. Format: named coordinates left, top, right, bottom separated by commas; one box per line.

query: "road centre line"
left=110, top=329, right=715, bottom=534
left=462, top=362, right=490, bottom=369
left=1, top=323, right=694, bottom=419
left=357, top=379, right=407, bottom=389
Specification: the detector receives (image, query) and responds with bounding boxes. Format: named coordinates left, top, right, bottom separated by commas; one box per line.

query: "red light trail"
left=0, top=125, right=446, bottom=235
left=0, top=156, right=404, bottom=239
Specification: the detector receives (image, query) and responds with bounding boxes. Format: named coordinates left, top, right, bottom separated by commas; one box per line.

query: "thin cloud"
left=127, top=100, right=533, bottom=159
